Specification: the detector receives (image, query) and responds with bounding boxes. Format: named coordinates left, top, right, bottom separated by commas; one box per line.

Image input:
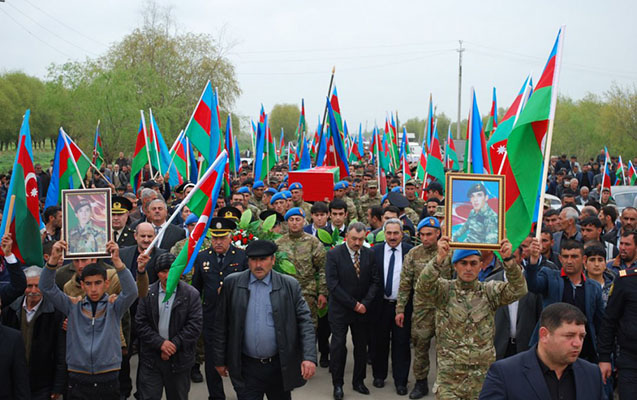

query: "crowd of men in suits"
left=2, top=156, right=637, bottom=400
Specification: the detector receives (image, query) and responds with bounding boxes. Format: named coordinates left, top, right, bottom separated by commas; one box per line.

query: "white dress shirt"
left=383, top=244, right=402, bottom=300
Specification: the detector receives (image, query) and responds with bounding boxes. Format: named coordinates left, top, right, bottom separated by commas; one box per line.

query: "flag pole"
left=140, top=110, right=154, bottom=180
left=63, top=132, right=114, bottom=187
left=320, top=66, right=336, bottom=143
left=621, top=156, right=627, bottom=185
left=165, top=130, right=185, bottom=177
left=92, top=119, right=101, bottom=165
left=4, top=195, right=15, bottom=236
left=149, top=109, right=164, bottom=179
left=144, top=150, right=228, bottom=256
left=535, top=26, right=566, bottom=240
left=60, top=128, right=87, bottom=189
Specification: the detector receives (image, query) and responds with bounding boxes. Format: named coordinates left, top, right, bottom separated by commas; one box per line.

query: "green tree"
left=269, top=103, right=300, bottom=144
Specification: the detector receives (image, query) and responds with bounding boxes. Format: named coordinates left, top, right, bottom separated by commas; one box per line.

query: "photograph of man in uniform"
left=64, top=190, right=110, bottom=257
left=451, top=180, right=500, bottom=245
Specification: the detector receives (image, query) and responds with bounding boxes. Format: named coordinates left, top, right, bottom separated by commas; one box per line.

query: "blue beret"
left=283, top=190, right=292, bottom=199
left=417, top=217, right=440, bottom=231
left=237, top=186, right=251, bottom=194
left=334, top=182, right=346, bottom=191
left=270, top=192, right=286, bottom=204
left=289, top=182, right=303, bottom=191
left=277, top=183, right=287, bottom=191
left=391, top=186, right=402, bottom=193
left=284, top=207, right=305, bottom=220
left=253, top=181, right=265, bottom=189
left=452, top=249, right=481, bottom=264
left=283, top=176, right=289, bottom=182
left=265, top=188, right=278, bottom=196
left=341, top=181, right=349, bottom=188
left=381, top=194, right=388, bottom=204
left=185, top=213, right=199, bottom=225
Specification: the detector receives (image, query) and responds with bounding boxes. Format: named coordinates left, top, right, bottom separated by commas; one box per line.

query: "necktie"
left=154, top=225, right=160, bottom=235
left=114, top=231, right=119, bottom=243
left=353, top=251, right=360, bottom=278
left=385, top=248, right=397, bottom=298
left=218, top=254, right=225, bottom=266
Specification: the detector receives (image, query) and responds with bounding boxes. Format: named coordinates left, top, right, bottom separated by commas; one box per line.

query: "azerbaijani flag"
left=628, top=160, right=637, bottom=185
left=444, top=124, right=459, bottom=171
left=616, top=155, right=626, bottom=185
left=484, top=88, right=498, bottom=140
left=171, top=131, right=199, bottom=185
left=601, top=147, right=614, bottom=190
left=416, top=136, right=427, bottom=183
left=165, top=150, right=228, bottom=299
left=488, top=76, right=533, bottom=174
left=0, top=110, right=44, bottom=267
left=327, top=98, right=350, bottom=178
left=92, top=121, right=104, bottom=170
left=130, top=114, right=151, bottom=192
left=278, top=128, right=285, bottom=158
left=506, top=27, right=564, bottom=250
left=426, top=121, right=445, bottom=190
left=184, top=81, right=215, bottom=163
left=149, top=109, right=179, bottom=187
left=463, top=88, right=489, bottom=174
left=425, top=94, right=434, bottom=148
left=399, top=127, right=412, bottom=179
left=44, top=129, right=91, bottom=209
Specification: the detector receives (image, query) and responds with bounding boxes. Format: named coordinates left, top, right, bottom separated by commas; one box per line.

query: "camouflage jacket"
left=408, top=197, right=426, bottom=217
left=170, top=236, right=212, bottom=283
left=415, top=257, right=527, bottom=369
left=359, top=193, right=382, bottom=223
left=275, top=231, right=327, bottom=299
left=250, top=195, right=267, bottom=212
left=69, top=221, right=106, bottom=254
left=452, top=205, right=499, bottom=244
left=292, top=199, right=313, bottom=222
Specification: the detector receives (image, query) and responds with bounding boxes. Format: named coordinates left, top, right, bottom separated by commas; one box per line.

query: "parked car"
left=611, top=186, right=637, bottom=212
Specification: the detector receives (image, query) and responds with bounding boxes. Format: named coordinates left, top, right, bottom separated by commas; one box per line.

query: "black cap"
left=208, top=217, right=237, bottom=237
left=112, top=196, right=133, bottom=214
left=116, top=185, right=127, bottom=192
left=174, top=181, right=191, bottom=194
left=155, top=253, right=176, bottom=272
left=387, top=192, right=409, bottom=209
left=142, top=180, right=160, bottom=188
left=467, top=182, right=488, bottom=197
left=259, top=209, right=284, bottom=224
left=245, top=240, right=278, bottom=258
left=217, top=206, right=242, bottom=222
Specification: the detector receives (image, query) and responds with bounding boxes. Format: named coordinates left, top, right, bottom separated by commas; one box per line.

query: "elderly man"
left=552, top=207, right=582, bottom=254
left=112, top=196, right=136, bottom=247
left=2, top=266, right=66, bottom=400
left=120, top=222, right=167, bottom=283
left=192, top=217, right=248, bottom=400
left=414, top=237, right=527, bottom=399
left=147, top=199, right=186, bottom=251
left=129, top=188, right=158, bottom=226
left=577, top=186, right=590, bottom=205
left=212, top=240, right=317, bottom=399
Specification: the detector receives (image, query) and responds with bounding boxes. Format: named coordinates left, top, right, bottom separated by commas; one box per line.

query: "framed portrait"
left=62, top=188, right=112, bottom=259
left=445, top=173, right=505, bottom=250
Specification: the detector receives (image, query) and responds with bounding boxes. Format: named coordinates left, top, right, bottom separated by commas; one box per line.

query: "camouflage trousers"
left=303, top=294, right=319, bottom=328
left=411, top=309, right=435, bottom=380
left=433, top=363, right=488, bottom=400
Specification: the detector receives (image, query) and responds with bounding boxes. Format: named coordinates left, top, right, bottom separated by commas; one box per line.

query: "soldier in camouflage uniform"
left=69, top=201, right=106, bottom=254
left=334, top=181, right=359, bottom=222
left=237, top=187, right=261, bottom=218
left=249, top=180, right=268, bottom=213
left=405, top=179, right=426, bottom=217
left=358, top=181, right=382, bottom=225
left=289, top=182, right=313, bottom=222
left=395, top=217, right=449, bottom=399
left=275, top=207, right=327, bottom=326
left=415, top=236, right=527, bottom=399
left=452, top=182, right=499, bottom=244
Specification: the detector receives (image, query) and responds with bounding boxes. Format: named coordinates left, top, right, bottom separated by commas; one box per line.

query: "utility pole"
left=456, top=40, right=464, bottom=140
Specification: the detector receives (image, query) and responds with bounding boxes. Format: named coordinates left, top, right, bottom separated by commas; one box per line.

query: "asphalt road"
left=130, top=335, right=437, bottom=399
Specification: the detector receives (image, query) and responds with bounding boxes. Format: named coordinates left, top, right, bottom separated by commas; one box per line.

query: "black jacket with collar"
left=135, top=280, right=203, bottom=373
left=0, top=324, right=30, bottom=400
left=212, top=269, right=317, bottom=392
left=119, top=245, right=167, bottom=283
left=2, top=296, right=67, bottom=395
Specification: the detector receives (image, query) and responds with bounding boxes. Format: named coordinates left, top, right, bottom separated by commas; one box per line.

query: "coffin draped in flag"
left=0, top=110, right=44, bottom=266
left=164, top=150, right=228, bottom=299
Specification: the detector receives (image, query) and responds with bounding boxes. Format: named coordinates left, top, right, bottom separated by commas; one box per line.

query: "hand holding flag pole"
left=3, top=195, right=15, bottom=236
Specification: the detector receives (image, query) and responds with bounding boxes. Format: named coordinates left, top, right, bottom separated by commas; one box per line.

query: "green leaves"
left=262, top=213, right=276, bottom=232
left=239, top=209, right=252, bottom=229
left=317, top=228, right=333, bottom=245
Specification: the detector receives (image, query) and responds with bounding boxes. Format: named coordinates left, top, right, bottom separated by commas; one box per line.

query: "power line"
left=0, top=7, right=73, bottom=58
left=6, top=1, right=99, bottom=56
left=229, top=40, right=456, bottom=56
left=22, top=0, right=109, bottom=48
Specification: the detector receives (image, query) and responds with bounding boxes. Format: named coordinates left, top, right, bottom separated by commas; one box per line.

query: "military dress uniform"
left=192, top=217, right=248, bottom=400
left=275, top=229, right=327, bottom=326
left=414, top=251, right=527, bottom=399
left=112, top=196, right=136, bottom=248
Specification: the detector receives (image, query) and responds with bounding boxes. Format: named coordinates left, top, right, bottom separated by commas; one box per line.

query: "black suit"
left=157, top=223, right=186, bottom=251
left=192, top=245, right=247, bottom=400
left=371, top=242, right=413, bottom=387
left=119, top=245, right=167, bottom=283
left=485, top=269, right=543, bottom=360
left=0, top=324, right=30, bottom=400
left=479, top=346, right=604, bottom=400
left=326, top=243, right=381, bottom=387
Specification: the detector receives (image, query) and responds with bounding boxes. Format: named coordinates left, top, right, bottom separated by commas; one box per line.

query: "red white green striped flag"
left=426, top=121, right=445, bottom=190
left=506, top=27, right=564, bottom=250
left=0, top=110, right=44, bottom=266
left=92, top=121, right=104, bottom=170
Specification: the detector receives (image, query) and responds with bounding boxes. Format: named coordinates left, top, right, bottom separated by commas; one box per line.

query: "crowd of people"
left=1, top=148, right=637, bottom=400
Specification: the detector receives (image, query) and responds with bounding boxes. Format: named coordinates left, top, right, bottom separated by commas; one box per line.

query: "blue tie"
left=385, top=247, right=396, bottom=298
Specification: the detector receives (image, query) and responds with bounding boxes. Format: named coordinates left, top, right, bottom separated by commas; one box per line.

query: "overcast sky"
left=2, top=0, right=636, bottom=132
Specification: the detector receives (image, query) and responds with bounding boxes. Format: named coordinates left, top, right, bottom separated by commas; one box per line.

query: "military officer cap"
left=174, top=181, right=190, bottom=194
left=405, top=179, right=418, bottom=187
left=265, top=187, right=278, bottom=196
left=209, top=217, right=236, bottom=237
left=452, top=249, right=481, bottom=264
left=253, top=180, right=265, bottom=189
left=283, top=190, right=292, bottom=199
left=277, top=183, right=287, bottom=191
left=367, top=181, right=378, bottom=189
left=237, top=186, right=251, bottom=194
left=284, top=207, right=305, bottom=221
left=391, top=186, right=403, bottom=193
left=270, top=192, right=286, bottom=205
left=112, top=196, right=133, bottom=214
left=334, top=181, right=347, bottom=191
left=387, top=192, right=410, bottom=209
left=417, top=217, right=441, bottom=231
left=289, top=182, right=303, bottom=191
left=467, top=182, right=488, bottom=197
left=116, top=185, right=127, bottom=192
left=217, top=206, right=242, bottom=222
left=74, top=199, right=92, bottom=212
left=260, top=209, right=284, bottom=224
left=184, top=213, right=199, bottom=225
left=245, top=240, right=278, bottom=258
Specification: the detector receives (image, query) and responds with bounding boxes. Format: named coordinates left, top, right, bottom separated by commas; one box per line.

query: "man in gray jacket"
left=40, top=240, right=138, bottom=400
left=135, top=253, right=203, bottom=400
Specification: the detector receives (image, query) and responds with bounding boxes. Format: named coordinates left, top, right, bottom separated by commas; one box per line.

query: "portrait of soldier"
left=452, top=182, right=499, bottom=244
left=68, top=197, right=107, bottom=254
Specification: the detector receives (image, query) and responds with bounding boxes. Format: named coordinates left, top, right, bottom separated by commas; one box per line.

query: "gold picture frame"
left=62, top=188, right=112, bottom=259
left=445, top=173, right=505, bottom=250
